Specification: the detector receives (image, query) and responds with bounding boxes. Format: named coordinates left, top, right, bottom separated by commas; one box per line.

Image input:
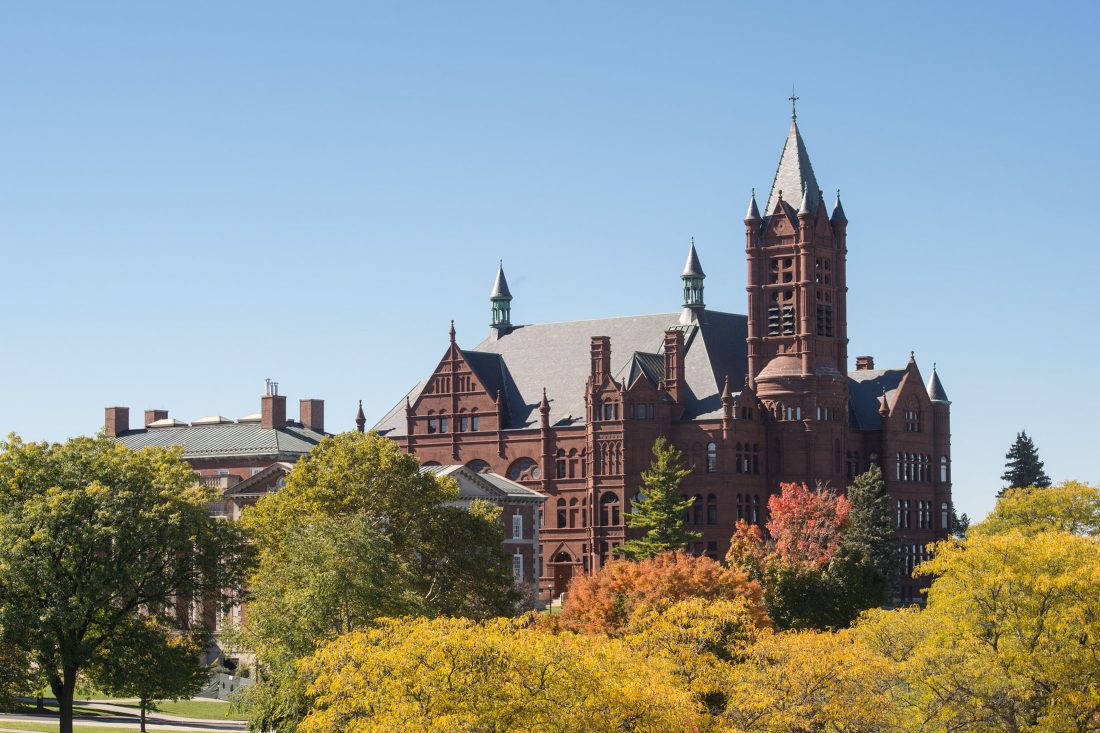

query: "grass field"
left=112, top=699, right=248, bottom=721
left=0, top=723, right=217, bottom=733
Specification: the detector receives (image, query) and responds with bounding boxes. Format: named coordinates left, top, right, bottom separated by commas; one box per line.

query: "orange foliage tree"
left=556, top=550, right=767, bottom=635
left=766, top=482, right=850, bottom=566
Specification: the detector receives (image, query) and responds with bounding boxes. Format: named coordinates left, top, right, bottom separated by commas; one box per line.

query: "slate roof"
left=847, top=369, right=906, bottom=431
left=116, top=423, right=327, bottom=460
left=617, top=351, right=664, bottom=388
left=374, top=310, right=750, bottom=435
left=682, top=244, right=705, bottom=278
left=927, top=367, right=950, bottom=403
left=490, top=264, right=512, bottom=299
left=765, top=120, right=821, bottom=217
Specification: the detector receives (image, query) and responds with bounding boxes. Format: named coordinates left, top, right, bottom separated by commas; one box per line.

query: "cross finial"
left=789, top=86, right=799, bottom=121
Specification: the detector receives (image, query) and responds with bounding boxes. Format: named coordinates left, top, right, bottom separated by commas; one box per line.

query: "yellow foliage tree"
left=973, top=480, right=1100, bottom=538
left=298, top=615, right=702, bottom=733
left=719, top=628, right=904, bottom=733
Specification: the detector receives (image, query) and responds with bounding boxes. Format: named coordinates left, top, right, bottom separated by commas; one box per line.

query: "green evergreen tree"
left=621, top=438, right=699, bottom=559
left=1000, top=430, right=1051, bottom=495
left=842, top=466, right=900, bottom=582
left=950, top=503, right=970, bottom=539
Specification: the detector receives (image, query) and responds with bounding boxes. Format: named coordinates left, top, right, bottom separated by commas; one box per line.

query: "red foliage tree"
left=765, top=482, right=850, bottom=567
left=555, top=550, right=767, bottom=635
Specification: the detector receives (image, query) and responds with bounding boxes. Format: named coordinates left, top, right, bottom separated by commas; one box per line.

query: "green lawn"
left=113, top=699, right=248, bottom=721
left=0, top=723, right=217, bottom=733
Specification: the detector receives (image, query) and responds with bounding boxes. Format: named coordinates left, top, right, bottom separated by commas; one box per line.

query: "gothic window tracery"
left=507, top=458, right=540, bottom=482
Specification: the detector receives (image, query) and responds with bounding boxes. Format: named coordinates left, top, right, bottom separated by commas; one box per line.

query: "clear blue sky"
left=2, top=2, right=1097, bottom=520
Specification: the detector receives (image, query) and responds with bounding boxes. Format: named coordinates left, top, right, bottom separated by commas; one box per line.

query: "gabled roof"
left=617, top=351, right=664, bottom=388
left=224, top=461, right=294, bottom=498
left=374, top=309, right=749, bottom=435
left=847, top=368, right=906, bottom=431
left=420, top=465, right=545, bottom=503
left=115, top=423, right=327, bottom=460
left=765, top=120, right=821, bottom=218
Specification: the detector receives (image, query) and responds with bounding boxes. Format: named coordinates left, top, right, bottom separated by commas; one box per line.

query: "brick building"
left=374, top=112, right=953, bottom=603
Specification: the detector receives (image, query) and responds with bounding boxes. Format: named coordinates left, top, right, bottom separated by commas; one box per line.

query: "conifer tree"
left=621, top=438, right=699, bottom=559
left=842, top=466, right=900, bottom=581
left=1000, top=430, right=1051, bottom=495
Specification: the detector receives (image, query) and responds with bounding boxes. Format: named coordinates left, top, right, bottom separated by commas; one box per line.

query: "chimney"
left=104, top=407, right=130, bottom=437
left=144, top=409, right=168, bottom=427
left=261, top=380, right=287, bottom=429
left=855, top=355, right=875, bottom=371
left=299, top=399, right=324, bottom=433
left=590, top=336, right=611, bottom=385
left=662, top=330, right=685, bottom=405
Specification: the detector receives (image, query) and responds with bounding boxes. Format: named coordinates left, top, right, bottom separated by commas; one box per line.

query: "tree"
left=556, top=550, right=766, bottom=636
left=620, top=438, right=698, bottom=559
left=831, top=466, right=900, bottom=613
left=868, top=531, right=1100, bottom=733
left=296, top=616, right=700, bottom=733
left=949, top=502, right=969, bottom=539
left=88, top=619, right=210, bottom=733
left=239, top=432, right=519, bottom=731
left=0, top=435, right=252, bottom=733
left=766, top=482, right=850, bottom=566
left=720, top=628, right=905, bottom=733
left=1000, top=429, right=1051, bottom=494
left=976, top=481, right=1100, bottom=538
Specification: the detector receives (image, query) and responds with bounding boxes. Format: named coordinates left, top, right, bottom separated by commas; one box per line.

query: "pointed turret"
left=765, top=119, right=821, bottom=217
left=831, top=189, right=847, bottom=223
left=489, top=261, right=513, bottom=338
left=927, top=364, right=950, bottom=404
left=680, top=239, right=705, bottom=323
left=745, top=188, right=761, bottom=222
left=355, top=400, right=366, bottom=433
left=797, top=181, right=813, bottom=217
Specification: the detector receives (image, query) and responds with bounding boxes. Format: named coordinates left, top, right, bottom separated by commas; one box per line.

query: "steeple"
left=765, top=116, right=821, bottom=217
left=927, top=364, right=950, bottom=404
left=680, top=238, right=705, bottom=323
left=355, top=400, right=366, bottom=433
left=745, top=188, right=761, bottom=222
left=490, top=261, right=513, bottom=338
left=831, top=189, right=847, bottom=223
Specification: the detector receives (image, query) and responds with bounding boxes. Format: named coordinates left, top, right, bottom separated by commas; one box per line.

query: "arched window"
left=470, top=409, right=480, bottom=432
left=507, top=458, right=540, bottom=481
left=941, top=501, right=949, bottom=530
left=556, top=498, right=566, bottom=529
left=940, top=455, right=949, bottom=483
left=706, top=442, right=718, bottom=473
left=599, top=493, right=620, bottom=526
left=582, top=497, right=588, bottom=528
left=735, top=442, right=744, bottom=474
left=556, top=449, right=567, bottom=479
left=421, top=461, right=441, bottom=467
left=569, top=498, right=579, bottom=528
left=751, top=494, right=761, bottom=524
left=466, top=459, right=490, bottom=473
left=706, top=494, right=717, bottom=525
left=693, top=494, right=704, bottom=525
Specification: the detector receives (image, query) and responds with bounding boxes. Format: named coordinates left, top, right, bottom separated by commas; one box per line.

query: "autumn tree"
left=857, top=529, right=1100, bottom=733
left=239, top=432, right=518, bottom=732
left=765, top=482, right=850, bottom=565
left=297, top=616, right=700, bottom=733
left=1000, top=429, right=1051, bottom=494
left=557, top=550, right=765, bottom=636
left=88, top=620, right=210, bottom=733
left=0, top=435, right=251, bottom=733
left=976, top=480, right=1100, bottom=538
left=621, top=437, right=698, bottom=559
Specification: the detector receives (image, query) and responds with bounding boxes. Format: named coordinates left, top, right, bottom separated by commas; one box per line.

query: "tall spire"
left=831, top=189, right=847, bottom=223
left=765, top=105, right=821, bottom=217
left=927, top=364, right=950, bottom=404
left=355, top=400, right=366, bottom=433
left=490, top=261, right=512, bottom=336
left=745, top=188, right=761, bottom=221
left=681, top=238, right=705, bottom=315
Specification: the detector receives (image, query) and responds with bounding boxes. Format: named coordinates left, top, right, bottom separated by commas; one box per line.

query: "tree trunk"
left=140, top=701, right=147, bottom=733
left=58, top=667, right=76, bottom=733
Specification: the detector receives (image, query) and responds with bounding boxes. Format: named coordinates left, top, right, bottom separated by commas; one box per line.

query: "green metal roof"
left=115, top=423, right=327, bottom=460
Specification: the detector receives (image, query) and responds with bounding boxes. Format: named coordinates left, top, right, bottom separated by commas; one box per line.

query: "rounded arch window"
left=466, top=459, right=491, bottom=473
left=507, top=458, right=541, bottom=481
left=599, top=492, right=620, bottom=526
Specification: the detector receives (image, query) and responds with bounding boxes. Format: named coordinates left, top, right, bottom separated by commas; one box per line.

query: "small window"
left=427, top=417, right=437, bottom=434
left=941, top=502, right=949, bottom=530
left=512, top=553, right=523, bottom=581
left=512, top=514, right=523, bottom=540
left=439, top=417, right=448, bottom=433
left=706, top=442, right=717, bottom=473
left=471, top=415, right=480, bottom=431
left=706, top=494, right=717, bottom=525
left=460, top=416, right=469, bottom=432
left=556, top=498, right=566, bottom=529
left=556, top=459, right=567, bottom=479
left=940, top=455, right=949, bottom=483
